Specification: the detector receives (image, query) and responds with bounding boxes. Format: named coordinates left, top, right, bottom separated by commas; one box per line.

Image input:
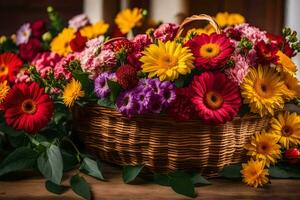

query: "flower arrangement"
left=1, top=7, right=300, bottom=199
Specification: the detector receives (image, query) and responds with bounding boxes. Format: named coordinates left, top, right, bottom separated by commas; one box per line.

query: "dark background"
left=0, top=0, right=284, bottom=35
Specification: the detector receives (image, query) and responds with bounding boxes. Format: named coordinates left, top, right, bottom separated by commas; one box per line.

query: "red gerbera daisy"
left=185, top=33, right=234, bottom=70
left=191, top=72, right=241, bottom=124
left=0, top=52, right=23, bottom=83
left=2, top=82, right=54, bottom=134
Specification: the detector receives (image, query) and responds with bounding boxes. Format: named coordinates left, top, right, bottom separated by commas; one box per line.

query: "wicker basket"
left=73, top=15, right=270, bottom=177
left=73, top=104, right=269, bottom=177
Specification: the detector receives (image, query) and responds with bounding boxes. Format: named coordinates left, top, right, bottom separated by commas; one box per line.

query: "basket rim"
left=77, top=103, right=263, bottom=122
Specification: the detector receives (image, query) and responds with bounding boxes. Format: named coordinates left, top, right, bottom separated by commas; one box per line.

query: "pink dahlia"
left=153, top=23, right=179, bottom=42
left=191, top=72, right=241, bottom=124
left=225, top=54, right=250, bottom=84
left=31, top=52, right=62, bottom=78
left=185, top=33, right=234, bottom=70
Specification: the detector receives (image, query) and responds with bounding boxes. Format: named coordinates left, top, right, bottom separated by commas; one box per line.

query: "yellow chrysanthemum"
left=241, top=66, right=287, bottom=116
left=0, top=80, right=10, bottom=103
left=276, top=50, right=297, bottom=76
left=269, top=112, right=300, bottom=149
left=241, top=159, right=269, bottom=188
left=50, top=28, right=75, bottom=56
left=140, top=40, right=195, bottom=81
left=215, top=12, right=245, bottom=27
left=281, top=73, right=300, bottom=100
left=245, top=131, right=281, bottom=167
left=115, top=8, right=143, bottom=34
left=80, top=21, right=109, bottom=39
left=63, top=78, right=85, bottom=108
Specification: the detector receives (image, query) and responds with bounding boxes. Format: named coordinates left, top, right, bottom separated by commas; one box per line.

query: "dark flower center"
left=164, top=91, right=171, bottom=100
left=205, top=91, right=224, bottom=110
left=206, top=47, right=213, bottom=53
left=282, top=126, right=293, bottom=136
left=21, top=99, right=37, bottom=114
left=261, top=84, right=267, bottom=92
left=123, top=96, right=129, bottom=106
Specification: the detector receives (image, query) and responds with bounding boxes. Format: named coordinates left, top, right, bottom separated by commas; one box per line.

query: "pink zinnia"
left=153, top=23, right=179, bottom=42
left=31, top=52, right=62, bottom=78
left=191, top=72, right=241, bottom=124
left=225, top=54, right=250, bottom=85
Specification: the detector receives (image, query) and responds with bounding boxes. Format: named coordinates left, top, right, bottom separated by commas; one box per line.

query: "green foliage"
left=107, top=80, right=122, bottom=103
left=37, top=144, right=63, bottom=185
left=0, top=37, right=18, bottom=53
left=45, top=180, right=69, bottom=195
left=191, top=173, right=211, bottom=185
left=122, top=165, right=144, bottom=183
left=80, top=157, right=105, bottom=180
left=219, top=164, right=242, bottom=178
left=47, top=6, right=67, bottom=36
left=238, top=104, right=251, bottom=117
left=0, top=146, right=38, bottom=176
left=97, top=98, right=115, bottom=109
left=72, top=70, right=94, bottom=97
left=169, top=171, right=196, bottom=198
left=70, top=174, right=91, bottom=200
left=269, top=163, right=300, bottom=178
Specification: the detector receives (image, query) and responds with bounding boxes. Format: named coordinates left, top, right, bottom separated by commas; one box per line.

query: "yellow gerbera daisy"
left=63, top=78, right=85, bottom=108
left=115, top=8, right=143, bottom=34
left=245, top=131, right=281, bottom=167
left=184, top=26, right=215, bottom=42
left=140, top=40, right=195, bottom=81
left=281, top=73, right=300, bottom=101
left=241, top=66, right=287, bottom=116
left=50, top=28, right=75, bottom=56
left=215, top=12, right=245, bottom=27
left=269, top=112, right=300, bottom=149
left=0, top=80, right=10, bottom=103
left=276, top=50, right=297, bottom=76
left=241, top=159, right=269, bottom=188
left=80, top=21, right=109, bottom=39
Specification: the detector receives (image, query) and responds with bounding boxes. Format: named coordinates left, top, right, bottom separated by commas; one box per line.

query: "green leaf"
left=7, top=132, right=29, bottom=148
left=62, top=150, right=79, bottom=172
left=37, top=144, right=63, bottom=185
left=97, top=98, right=115, bottom=109
left=219, top=164, right=242, bottom=178
left=0, top=146, right=38, bottom=176
left=0, top=123, right=25, bottom=136
left=269, top=164, right=300, bottom=178
left=169, top=171, right=196, bottom=198
left=174, top=78, right=184, bottom=88
left=80, top=157, right=104, bottom=180
left=72, top=70, right=93, bottom=94
left=107, top=80, right=122, bottom=103
left=191, top=173, right=211, bottom=185
left=70, top=174, right=91, bottom=200
left=122, top=165, right=144, bottom=184
left=238, top=104, right=251, bottom=117
left=45, top=180, right=68, bottom=195
left=153, top=173, right=170, bottom=186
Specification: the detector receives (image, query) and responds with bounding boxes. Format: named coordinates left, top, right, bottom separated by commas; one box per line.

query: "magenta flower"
left=31, top=52, right=62, bottom=78
left=153, top=23, right=179, bottom=42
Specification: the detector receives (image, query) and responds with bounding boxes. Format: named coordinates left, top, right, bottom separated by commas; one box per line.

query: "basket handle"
left=176, top=14, right=221, bottom=37
left=100, top=37, right=127, bottom=49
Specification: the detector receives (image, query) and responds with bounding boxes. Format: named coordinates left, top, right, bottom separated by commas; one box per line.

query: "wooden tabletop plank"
left=0, top=164, right=300, bottom=200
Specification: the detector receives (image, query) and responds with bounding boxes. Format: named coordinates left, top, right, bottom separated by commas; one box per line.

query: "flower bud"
left=285, top=148, right=300, bottom=164
left=282, top=27, right=291, bottom=37
left=42, top=32, right=52, bottom=42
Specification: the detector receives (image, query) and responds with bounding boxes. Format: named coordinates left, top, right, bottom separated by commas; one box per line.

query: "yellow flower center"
left=205, top=91, right=224, bottom=109
left=281, top=126, right=293, bottom=137
left=0, top=65, right=8, bottom=77
left=21, top=99, right=37, bottom=114
left=254, top=79, right=273, bottom=98
left=199, top=43, right=220, bottom=58
left=158, top=55, right=178, bottom=69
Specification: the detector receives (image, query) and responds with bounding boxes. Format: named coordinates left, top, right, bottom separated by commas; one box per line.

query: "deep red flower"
left=168, top=86, right=197, bottom=121
left=255, top=40, right=279, bottom=65
left=30, top=19, right=46, bottom=38
left=225, top=27, right=242, bottom=41
left=267, top=33, right=295, bottom=57
left=19, top=38, right=41, bottom=61
left=116, top=64, right=138, bottom=89
left=285, top=148, right=300, bottom=164
left=111, top=25, right=126, bottom=38
left=191, top=72, right=241, bottom=124
left=185, top=33, right=234, bottom=70
left=103, top=38, right=133, bottom=54
left=70, top=32, right=88, bottom=52
left=2, top=82, right=54, bottom=134
left=0, top=52, right=23, bottom=83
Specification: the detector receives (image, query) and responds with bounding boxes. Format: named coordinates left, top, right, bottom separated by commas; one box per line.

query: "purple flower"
left=116, top=91, right=139, bottom=117
left=147, top=94, right=163, bottom=113
left=68, top=14, right=90, bottom=31
left=94, top=72, right=116, bottom=98
left=148, top=78, right=162, bottom=94
left=16, top=23, right=31, bottom=45
left=153, top=23, right=179, bottom=42
left=134, top=88, right=153, bottom=114
left=159, top=81, right=176, bottom=107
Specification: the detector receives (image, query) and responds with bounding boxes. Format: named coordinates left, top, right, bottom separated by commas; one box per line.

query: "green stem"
left=61, top=137, right=81, bottom=162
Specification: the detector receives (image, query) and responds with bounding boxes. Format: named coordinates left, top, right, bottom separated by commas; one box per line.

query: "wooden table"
left=1, top=164, right=300, bottom=200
